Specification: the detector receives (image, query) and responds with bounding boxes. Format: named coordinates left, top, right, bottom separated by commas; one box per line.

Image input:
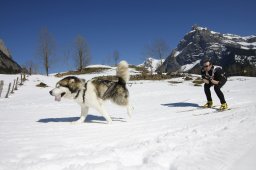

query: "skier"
left=201, top=58, right=228, bottom=110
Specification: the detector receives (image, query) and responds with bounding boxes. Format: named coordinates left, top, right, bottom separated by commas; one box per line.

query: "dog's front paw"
left=127, top=105, right=134, bottom=118
left=71, top=121, right=80, bottom=125
left=71, top=119, right=85, bottom=124
left=107, top=120, right=113, bottom=124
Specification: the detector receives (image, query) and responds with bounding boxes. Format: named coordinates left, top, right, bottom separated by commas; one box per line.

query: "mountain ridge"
left=0, top=39, right=22, bottom=74
left=157, top=26, right=256, bottom=76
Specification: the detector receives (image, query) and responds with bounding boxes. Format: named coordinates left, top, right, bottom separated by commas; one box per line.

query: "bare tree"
left=75, top=35, right=91, bottom=71
left=25, top=60, right=39, bottom=75
left=113, top=50, right=120, bottom=66
left=38, top=28, right=55, bottom=76
left=144, top=58, right=153, bottom=75
left=145, top=39, right=170, bottom=65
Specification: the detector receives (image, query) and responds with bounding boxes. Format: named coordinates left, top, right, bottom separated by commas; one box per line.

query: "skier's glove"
left=205, top=75, right=212, bottom=81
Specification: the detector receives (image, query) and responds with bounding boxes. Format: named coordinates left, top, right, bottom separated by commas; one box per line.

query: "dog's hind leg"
left=126, top=103, right=134, bottom=118
left=126, top=104, right=133, bottom=118
left=94, top=105, right=112, bottom=124
left=72, top=106, right=89, bottom=124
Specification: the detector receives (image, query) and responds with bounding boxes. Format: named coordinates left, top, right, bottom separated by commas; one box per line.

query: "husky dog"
left=49, top=61, right=132, bottom=124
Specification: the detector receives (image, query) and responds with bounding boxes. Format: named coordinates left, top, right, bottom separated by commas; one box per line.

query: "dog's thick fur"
left=49, top=61, right=132, bottom=123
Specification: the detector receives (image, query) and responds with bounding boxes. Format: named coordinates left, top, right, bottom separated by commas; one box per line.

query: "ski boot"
left=203, top=101, right=213, bottom=108
left=219, top=103, right=228, bottom=111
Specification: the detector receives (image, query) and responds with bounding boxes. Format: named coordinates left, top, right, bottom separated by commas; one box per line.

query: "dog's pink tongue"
left=55, top=96, right=61, bottom=102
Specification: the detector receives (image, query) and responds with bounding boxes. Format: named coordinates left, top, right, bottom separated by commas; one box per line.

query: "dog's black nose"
left=49, top=90, right=53, bottom=95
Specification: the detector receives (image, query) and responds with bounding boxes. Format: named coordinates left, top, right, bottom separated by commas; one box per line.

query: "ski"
left=193, top=107, right=233, bottom=116
left=177, top=106, right=216, bottom=113
left=212, top=107, right=232, bottom=113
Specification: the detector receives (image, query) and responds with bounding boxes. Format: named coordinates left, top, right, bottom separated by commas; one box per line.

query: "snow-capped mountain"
left=158, top=25, right=256, bottom=76
left=139, top=57, right=164, bottom=72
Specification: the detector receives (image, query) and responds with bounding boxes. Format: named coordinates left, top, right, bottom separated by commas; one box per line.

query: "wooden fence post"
left=0, top=80, right=4, bottom=97
left=22, top=73, right=25, bottom=82
left=11, top=80, right=16, bottom=94
left=15, top=77, right=18, bottom=90
left=24, top=73, right=27, bottom=81
left=5, top=83, right=11, bottom=98
left=20, top=73, right=23, bottom=85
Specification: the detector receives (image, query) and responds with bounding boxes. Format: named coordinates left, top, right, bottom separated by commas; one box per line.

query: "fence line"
left=15, top=77, right=18, bottom=90
left=11, top=79, right=16, bottom=94
left=0, top=73, right=28, bottom=99
left=19, top=74, right=23, bottom=85
left=0, top=80, right=4, bottom=97
left=5, top=83, right=11, bottom=98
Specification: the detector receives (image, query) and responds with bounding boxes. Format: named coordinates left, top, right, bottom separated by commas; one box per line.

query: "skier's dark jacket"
left=201, top=65, right=227, bottom=87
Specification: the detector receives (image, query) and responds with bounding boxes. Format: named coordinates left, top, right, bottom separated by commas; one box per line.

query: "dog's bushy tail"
left=116, top=60, right=130, bottom=83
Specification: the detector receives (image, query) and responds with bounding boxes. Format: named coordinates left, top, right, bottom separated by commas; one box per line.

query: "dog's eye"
left=56, top=84, right=60, bottom=88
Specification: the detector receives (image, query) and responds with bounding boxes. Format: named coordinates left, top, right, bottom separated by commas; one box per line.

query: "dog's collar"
left=73, top=82, right=87, bottom=100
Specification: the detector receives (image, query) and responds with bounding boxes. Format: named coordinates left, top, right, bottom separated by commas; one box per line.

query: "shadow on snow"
left=37, top=115, right=126, bottom=124
left=161, top=102, right=200, bottom=108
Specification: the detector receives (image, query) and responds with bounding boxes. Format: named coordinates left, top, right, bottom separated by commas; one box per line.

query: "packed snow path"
left=0, top=74, right=256, bottom=170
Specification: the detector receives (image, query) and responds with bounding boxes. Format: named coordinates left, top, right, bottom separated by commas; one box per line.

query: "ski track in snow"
left=0, top=73, right=256, bottom=170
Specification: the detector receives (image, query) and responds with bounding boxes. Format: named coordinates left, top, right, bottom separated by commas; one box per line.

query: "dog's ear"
left=56, top=83, right=60, bottom=88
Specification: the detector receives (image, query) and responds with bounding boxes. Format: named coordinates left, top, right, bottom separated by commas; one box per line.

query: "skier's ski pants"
left=204, top=81, right=226, bottom=104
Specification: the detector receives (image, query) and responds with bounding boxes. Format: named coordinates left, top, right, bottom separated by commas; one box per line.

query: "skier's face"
left=203, top=62, right=212, bottom=72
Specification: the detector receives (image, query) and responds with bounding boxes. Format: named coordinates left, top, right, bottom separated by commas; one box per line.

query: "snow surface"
left=173, top=51, right=181, bottom=58
left=222, top=39, right=256, bottom=50
left=223, top=34, right=256, bottom=41
left=210, top=31, right=220, bottom=35
left=85, top=65, right=113, bottom=69
left=195, top=26, right=207, bottom=31
left=179, top=60, right=201, bottom=72
left=1, top=71, right=256, bottom=170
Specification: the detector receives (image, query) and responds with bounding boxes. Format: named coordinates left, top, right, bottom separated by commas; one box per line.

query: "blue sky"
left=1, top=0, right=256, bottom=73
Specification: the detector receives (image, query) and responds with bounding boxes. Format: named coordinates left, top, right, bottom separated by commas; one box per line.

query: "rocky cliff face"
left=0, top=39, right=11, bottom=58
left=158, top=26, right=256, bottom=76
left=0, top=39, right=22, bottom=74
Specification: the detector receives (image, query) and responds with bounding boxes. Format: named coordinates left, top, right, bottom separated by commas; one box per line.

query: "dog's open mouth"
left=55, top=92, right=66, bottom=102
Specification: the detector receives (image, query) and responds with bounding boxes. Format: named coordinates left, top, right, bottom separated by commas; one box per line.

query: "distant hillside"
left=157, top=25, right=256, bottom=76
left=0, top=39, right=22, bottom=74
left=55, top=65, right=113, bottom=77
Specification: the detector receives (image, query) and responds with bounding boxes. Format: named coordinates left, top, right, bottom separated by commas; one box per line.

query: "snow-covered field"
left=1, top=70, right=256, bottom=170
